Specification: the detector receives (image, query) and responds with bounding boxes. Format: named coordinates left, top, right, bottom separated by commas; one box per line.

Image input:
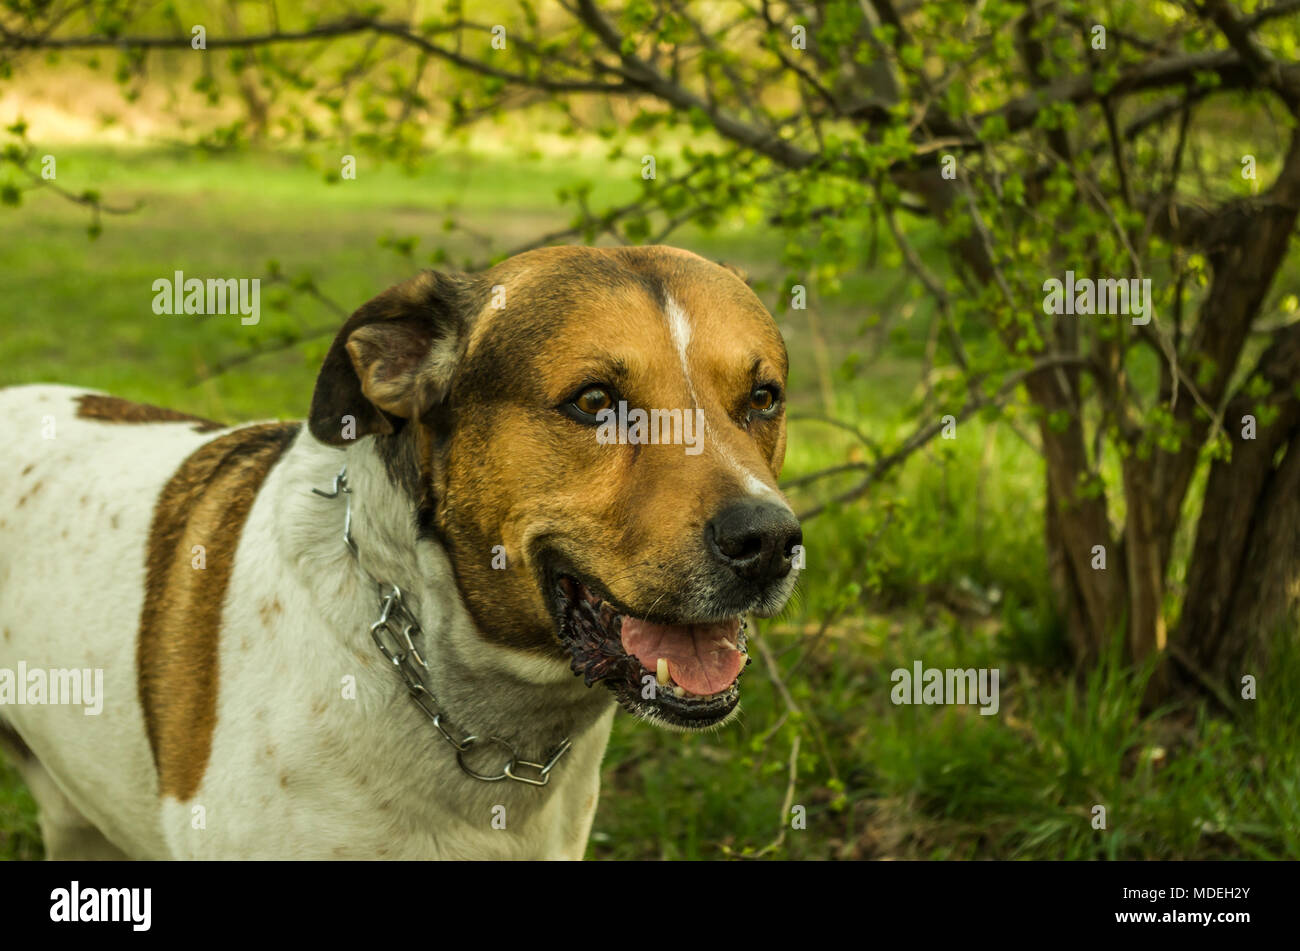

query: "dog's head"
left=309, top=246, right=800, bottom=730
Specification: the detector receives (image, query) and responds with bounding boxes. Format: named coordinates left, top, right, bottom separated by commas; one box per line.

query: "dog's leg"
left=1, top=721, right=129, bottom=861
left=19, top=763, right=131, bottom=860
left=0, top=716, right=33, bottom=764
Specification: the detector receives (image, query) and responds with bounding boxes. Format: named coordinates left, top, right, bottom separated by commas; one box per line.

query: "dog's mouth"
left=551, top=573, right=748, bottom=730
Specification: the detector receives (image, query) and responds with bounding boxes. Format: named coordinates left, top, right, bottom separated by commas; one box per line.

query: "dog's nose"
left=707, top=500, right=803, bottom=583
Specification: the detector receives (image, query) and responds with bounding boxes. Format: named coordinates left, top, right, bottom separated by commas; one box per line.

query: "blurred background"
left=1, top=0, right=1298, bottom=860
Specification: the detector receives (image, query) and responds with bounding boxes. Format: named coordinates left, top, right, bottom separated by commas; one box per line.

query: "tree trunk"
left=1176, top=325, right=1300, bottom=686
left=904, top=133, right=1300, bottom=689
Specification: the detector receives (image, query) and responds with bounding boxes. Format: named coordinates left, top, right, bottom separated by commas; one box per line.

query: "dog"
left=0, top=245, right=801, bottom=859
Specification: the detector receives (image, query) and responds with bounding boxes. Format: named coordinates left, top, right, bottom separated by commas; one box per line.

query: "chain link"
left=313, top=466, right=571, bottom=787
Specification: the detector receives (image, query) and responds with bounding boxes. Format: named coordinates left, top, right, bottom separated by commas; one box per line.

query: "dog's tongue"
left=619, top=617, right=744, bottom=696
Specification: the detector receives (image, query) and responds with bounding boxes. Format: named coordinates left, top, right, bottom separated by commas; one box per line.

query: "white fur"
left=0, top=385, right=614, bottom=860
left=662, top=294, right=789, bottom=503
left=665, top=293, right=695, bottom=394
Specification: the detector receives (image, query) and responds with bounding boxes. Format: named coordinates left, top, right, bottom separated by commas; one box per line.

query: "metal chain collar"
left=312, top=466, right=572, bottom=787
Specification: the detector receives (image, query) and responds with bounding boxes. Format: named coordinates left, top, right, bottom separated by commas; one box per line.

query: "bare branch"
left=0, top=16, right=634, bottom=94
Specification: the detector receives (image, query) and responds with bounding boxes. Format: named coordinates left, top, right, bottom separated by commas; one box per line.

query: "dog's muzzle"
left=551, top=574, right=750, bottom=730
left=544, top=499, right=800, bottom=731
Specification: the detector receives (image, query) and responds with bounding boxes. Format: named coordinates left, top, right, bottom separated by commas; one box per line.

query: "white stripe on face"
left=665, top=293, right=696, bottom=401
left=662, top=293, right=784, bottom=502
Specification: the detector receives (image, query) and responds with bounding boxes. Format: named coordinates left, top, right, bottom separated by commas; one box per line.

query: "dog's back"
left=0, top=384, right=223, bottom=857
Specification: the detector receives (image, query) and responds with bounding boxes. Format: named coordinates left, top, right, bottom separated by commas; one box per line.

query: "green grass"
left=1, top=144, right=1293, bottom=860
left=0, top=758, right=41, bottom=860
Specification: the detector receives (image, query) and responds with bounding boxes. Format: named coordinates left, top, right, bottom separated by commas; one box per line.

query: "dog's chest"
left=163, top=481, right=609, bottom=860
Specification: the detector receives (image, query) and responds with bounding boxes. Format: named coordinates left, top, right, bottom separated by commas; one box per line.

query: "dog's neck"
left=272, top=427, right=614, bottom=760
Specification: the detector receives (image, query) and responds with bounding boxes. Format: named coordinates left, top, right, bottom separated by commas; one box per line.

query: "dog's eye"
left=576, top=387, right=613, bottom=415
left=749, top=385, right=781, bottom=417
left=562, top=385, right=618, bottom=425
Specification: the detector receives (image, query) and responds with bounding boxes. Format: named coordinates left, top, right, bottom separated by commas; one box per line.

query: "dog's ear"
left=716, top=261, right=749, bottom=284
left=308, top=271, right=471, bottom=446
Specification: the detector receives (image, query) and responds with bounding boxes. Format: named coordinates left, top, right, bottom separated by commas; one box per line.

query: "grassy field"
left=1, top=145, right=1296, bottom=860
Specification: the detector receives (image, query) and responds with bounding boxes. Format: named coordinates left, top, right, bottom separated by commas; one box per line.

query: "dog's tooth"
left=672, top=686, right=685, bottom=698
left=656, top=657, right=670, bottom=685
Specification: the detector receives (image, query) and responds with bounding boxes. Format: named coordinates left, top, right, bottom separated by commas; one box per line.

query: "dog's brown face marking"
left=138, top=422, right=299, bottom=801
left=75, top=394, right=226, bottom=433
left=433, top=246, right=790, bottom=654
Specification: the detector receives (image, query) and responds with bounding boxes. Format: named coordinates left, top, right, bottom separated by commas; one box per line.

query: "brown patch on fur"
left=20, top=463, right=34, bottom=477
left=2, top=627, right=9, bottom=642
left=137, top=422, right=299, bottom=801
left=257, top=597, right=282, bottom=627
left=76, top=394, right=226, bottom=433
